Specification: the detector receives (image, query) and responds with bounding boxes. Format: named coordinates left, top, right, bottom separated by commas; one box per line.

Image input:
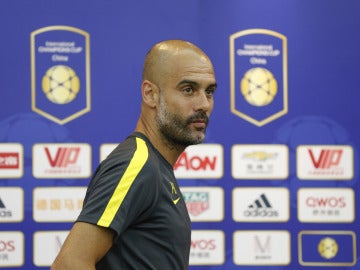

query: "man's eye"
left=183, top=87, right=193, bottom=94
left=205, top=89, right=215, bottom=96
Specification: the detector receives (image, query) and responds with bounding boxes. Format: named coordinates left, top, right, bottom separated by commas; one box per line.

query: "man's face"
left=155, top=50, right=217, bottom=147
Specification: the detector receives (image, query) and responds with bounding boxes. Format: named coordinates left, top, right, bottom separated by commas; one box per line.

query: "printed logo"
left=298, top=231, right=356, bottom=266
left=174, top=144, right=223, bottom=179
left=0, top=144, right=23, bottom=178
left=33, top=187, right=86, bottom=222
left=0, top=153, right=19, bottom=169
left=33, top=143, right=91, bottom=178
left=233, top=230, right=290, bottom=265
left=0, top=231, right=24, bottom=267
left=184, top=192, right=209, bottom=216
left=318, top=237, right=338, bottom=259
left=33, top=231, right=69, bottom=266
left=0, top=188, right=24, bottom=222
left=99, top=143, right=118, bottom=162
left=297, top=145, right=353, bottom=180
left=297, top=188, right=354, bottom=223
left=231, top=144, right=288, bottom=179
left=181, top=187, right=224, bottom=222
left=190, top=230, right=225, bottom=265
left=31, top=25, right=91, bottom=124
left=232, top=188, right=289, bottom=222
left=168, top=181, right=181, bottom=205
left=230, top=29, right=288, bottom=126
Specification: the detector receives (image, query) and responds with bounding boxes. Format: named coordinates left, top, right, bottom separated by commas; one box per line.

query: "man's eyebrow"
left=177, top=80, right=217, bottom=89
left=177, top=80, right=199, bottom=87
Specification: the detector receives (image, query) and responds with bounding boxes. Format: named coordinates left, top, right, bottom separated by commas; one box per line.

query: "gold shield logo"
left=230, top=29, right=288, bottom=126
left=31, top=25, right=91, bottom=124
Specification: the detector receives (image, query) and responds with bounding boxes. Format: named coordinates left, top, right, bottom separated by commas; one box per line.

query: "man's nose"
left=194, top=91, right=212, bottom=112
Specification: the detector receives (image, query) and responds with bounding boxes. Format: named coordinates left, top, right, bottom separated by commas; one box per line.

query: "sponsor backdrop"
left=0, top=0, right=359, bottom=269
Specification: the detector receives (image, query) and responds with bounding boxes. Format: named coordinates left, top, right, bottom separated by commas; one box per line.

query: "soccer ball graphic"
left=240, top=67, right=278, bottom=106
left=42, top=65, right=80, bottom=104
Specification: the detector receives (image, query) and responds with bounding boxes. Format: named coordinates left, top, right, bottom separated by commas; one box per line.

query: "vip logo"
left=183, top=192, right=209, bottom=216
left=234, top=230, right=290, bottom=265
left=190, top=230, right=225, bottom=265
left=0, top=144, right=23, bottom=178
left=297, top=145, right=353, bottom=180
left=45, top=146, right=80, bottom=167
left=233, top=188, right=289, bottom=222
left=298, top=188, right=354, bottom=223
left=308, top=149, right=342, bottom=169
left=174, top=144, right=223, bottom=179
left=33, top=143, right=91, bottom=178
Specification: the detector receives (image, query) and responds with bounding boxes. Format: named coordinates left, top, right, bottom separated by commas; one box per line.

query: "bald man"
left=51, top=40, right=217, bottom=270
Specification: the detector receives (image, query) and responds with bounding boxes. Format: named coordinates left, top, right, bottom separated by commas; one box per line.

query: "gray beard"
left=156, top=98, right=208, bottom=149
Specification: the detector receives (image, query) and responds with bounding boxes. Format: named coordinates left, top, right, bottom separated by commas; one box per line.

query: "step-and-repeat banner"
left=0, top=0, right=359, bottom=269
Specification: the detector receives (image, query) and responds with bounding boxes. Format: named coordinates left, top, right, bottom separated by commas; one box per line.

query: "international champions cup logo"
left=42, top=65, right=80, bottom=104
left=240, top=67, right=278, bottom=107
left=230, top=29, right=288, bottom=126
left=31, top=26, right=91, bottom=124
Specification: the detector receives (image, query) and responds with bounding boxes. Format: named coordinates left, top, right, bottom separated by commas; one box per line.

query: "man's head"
left=140, top=40, right=217, bottom=149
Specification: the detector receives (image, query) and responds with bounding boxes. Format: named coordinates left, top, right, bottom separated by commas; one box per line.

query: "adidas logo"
left=248, top=194, right=272, bottom=209
left=244, top=193, right=279, bottom=217
left=0, top=197, right=12, bottom=218
left=0, top=198, right=5, bottom=208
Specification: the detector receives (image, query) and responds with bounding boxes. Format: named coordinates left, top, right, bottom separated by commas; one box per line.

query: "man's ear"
left=142, top=80, right=158, bottom=108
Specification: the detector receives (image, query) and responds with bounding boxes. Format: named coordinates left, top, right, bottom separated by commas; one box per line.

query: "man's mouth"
left=187, top=111, right=209, bottom=127
left=191, top=121, right=206, bottom=129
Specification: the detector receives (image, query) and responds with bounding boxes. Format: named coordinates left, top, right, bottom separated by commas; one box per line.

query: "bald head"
left=142, top=40, right=213, bottom=85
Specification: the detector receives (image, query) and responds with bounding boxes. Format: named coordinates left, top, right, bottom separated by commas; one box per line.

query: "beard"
left=156, top=95, right=209, bottom=148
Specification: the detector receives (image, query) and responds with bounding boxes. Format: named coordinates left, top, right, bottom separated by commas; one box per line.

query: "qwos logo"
left=298, top=188, right=354, bottom=223
left=190, top=230, right=224, bottom=265
left=174, top=144, right=223, bottom=179
left=297, top=145, right=353, bottom=180
left=0, top=232, right=24, bottom=267
left=33, top=143, right=91, bottom=178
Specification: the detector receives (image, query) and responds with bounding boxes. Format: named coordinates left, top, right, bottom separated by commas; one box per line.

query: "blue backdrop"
left=0, top=0, right=359, bottom=269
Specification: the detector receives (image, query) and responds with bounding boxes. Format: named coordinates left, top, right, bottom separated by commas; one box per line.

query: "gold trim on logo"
left=230, top=28, right=288, bottom=126
left=30, top=25, right=91, bottom=124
